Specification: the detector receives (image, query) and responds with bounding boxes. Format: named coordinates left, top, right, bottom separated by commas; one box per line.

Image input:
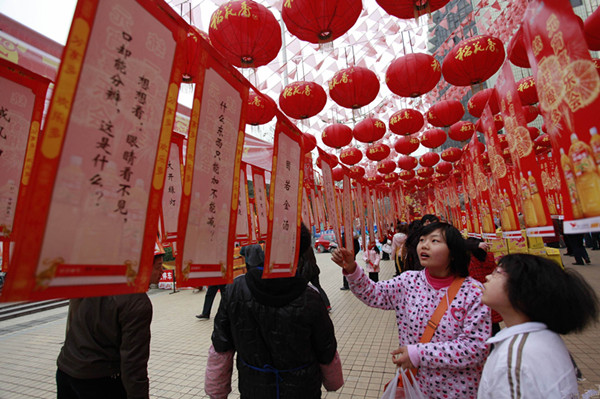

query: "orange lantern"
left=329, top=66, right=380, bottom=109
left=427, top=100, right=465, bottom=127
left=467, top=88, right=499, bottom=118
left=386, top=53, right=441, bottom=97
left=303, top=133, right=317, bottom=152
left=399, top=170, right=415, bottom=180
left=389, top=109, right=424, bottom=135
left=397, top=155, right=418, bottom=170
left=394, top=135, right=420, bottom=155
left=349, top=165, right=366, bottom=179
left=340, top=147, right=363, bottom=165
left=419, top=152, right=440, bottom=167
left=377, top=160, right=397, bottom=175
left=420, top=128, right=447, bottom=149
left=366, top=142, right=391, bottom=161
left=517, top=76, right=538, bottom=105
left=449, top=121, right=476, bottom=141
left=247, top=91, right=277, bottom=125
left=442, top=35, right=505, bottom=86
left=353, top=117, right=386, bottom=143
left=279, top=81, right=327, bottom=119
left=441, top=147, right=463, bottom=162
left=322, top=124, right=353, bottom=148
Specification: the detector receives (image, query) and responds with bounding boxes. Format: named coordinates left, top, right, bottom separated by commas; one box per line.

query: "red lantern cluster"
left=246, top=91, right=277, bottom=125
left=397, top=155, right=418, bottom=170
left=209, top=0, right=282, bottom=68
left=421, top=128, right=447, bottom=149
left=467, top=88, right=499, bottom=118
left=517, top=76, right=538, bottom=105
left=394, top=135, right=420, bottom=155
left=377, top=160, right=396, bottom=175
left=449, top=121, right=476, bottom=142
left=441, top=147, right=463, bottom=162
left=389, top=109, right=424, bottom=135
left=427, top=100, right=465, bottom=127
left=329, top=66, right=380, bottom=109
left=353, top=117, right=386, bottom=143
left=386, top=53, right=441, bottom=98
left=366, top=142, right=391, bottom=161
left=279, top=81, right=327, bottom=119
left=442, top=35, right=505, bottom=86
left=339, top=147, right=362, bottom=165
left=419, top=152, right=440, bottom=167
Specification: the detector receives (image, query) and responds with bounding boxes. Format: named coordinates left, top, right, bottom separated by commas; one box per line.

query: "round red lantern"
left=322, top=124, right=353, bottom=148
left=349, top=165, right=366, bottom=179
left=397, top=155, right=418, bottom=170
left=523, top=105, right=539, bottom=123
left=399, top=170, right=415, bottom=180
left=183, top=27, right=210, bottom=83
left=386, top=53, right=441, bottom=98
left=282, top=0, right=361, bottom=44
left=303, top=133, right=317, bottom=152
left=317, top=154, right=339, bottom=169
left=516, top=76, right=538, bottom=105
left=279, top=81, right=327, bottom=119
left=502, top=148, right=512, bottom=163
left=366, top=142, right=391, bottom=161
left=419, top=152, right=440, bottom=167
left=535, top=134, right=552, bottom=148
left=507, top=27, right=530, bottom=68
left=420, top=128, right=447, bottom=149
left=353, top=117, right=386, bottom=143
left=375, top=0, right=452, bottom=19
left=494, top=114, right=504, bottom=131
left=389, top=109, right=424, bottom=135
left=498, top=134, right=509, bottom=149
left=339, top=147, right=363, bottom=165
left=442, top=35, right=505, bottom=86
left=441, top=147, right=463, bottom=162
left=416, top=166, right=434, bottom=178
left=584, top=7, right=600, bottom=51
left=435, top=161, right=453, bottom=175
left=416, top=176, right=430, bottom=188
left=427, top=100, right=465, bottom=127
left=209, top=0, right=282, bottom=68
left=467, top=88, right=499, bottom=117
left=449, top=120, right=476, bottom=141
left=383, top=172, right=399, bottom=183
left=366, top=175, right=383, bottom=185
left=394, top=135, right=420, bottom=155
left=332, top=167, right=345, bottom=181
left=377, top=160, right=396, bottom=175
left=247, top=91, right=277, bottom=125
left=329, top=66, right=380, bottom=109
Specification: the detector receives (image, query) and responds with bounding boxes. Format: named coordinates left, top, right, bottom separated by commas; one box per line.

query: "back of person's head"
left=408, top=219, right=423, bottom=235
left=299, top=223, right=311, bottom=258
left=465, top=237, right=487, bottom=262
left=498, top=254, right=599, bottom=334
left=397, top=224, right=409, bottom=235
left=420, top=214, right=440, bottom=225
left=244, top=244, right=265, bottom=269
left=418, top=222, right=470, bottom=277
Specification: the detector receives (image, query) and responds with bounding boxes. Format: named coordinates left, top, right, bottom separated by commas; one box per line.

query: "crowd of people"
left=54, top=216, right=599, bottom=399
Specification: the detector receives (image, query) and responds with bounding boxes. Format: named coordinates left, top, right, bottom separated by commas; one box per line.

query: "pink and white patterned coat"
left=346, top=267, right=491, bottom=399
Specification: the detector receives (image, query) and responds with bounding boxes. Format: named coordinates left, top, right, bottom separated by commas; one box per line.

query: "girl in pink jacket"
left=363, top=242, right=381, bottom=282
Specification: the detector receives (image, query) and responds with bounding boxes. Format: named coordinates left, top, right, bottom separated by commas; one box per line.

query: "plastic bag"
left=380, top=368, right=400, bottom=399
left=400, top=367, right=426, bottom=399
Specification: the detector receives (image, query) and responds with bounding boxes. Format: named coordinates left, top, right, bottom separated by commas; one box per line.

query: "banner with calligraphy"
left=523, top=0, right=600, bottom=233
left=177, top=51, right=247, bottom=287
left=0, top=59, right=50, bottom=243
left=235, top=162, right=251, bottom=246
left=496, top=61, right=554, bottom=236
left=2, top=0, right=186, bottom=302
left=460, top=157, right=482, bottom=238
left=263, top=120, right=304, bottom=278
left=304, top=152, right=315, bottom=188
left=314, top=184, right=325, bottom=232
left=538, top=150, right=562, bottom=216
left=160, top=133, right=185, bottom=243
left=251, top=166, right=269, bottom=240
left=356, top=181, right=367, bottom=250
left=301, top=187, right=311, bottom=228
left=341, top=166, right=355, bottom=253
left=318, top=147, right=342, bottom=246
left=365, top=186, right=376, bottom=247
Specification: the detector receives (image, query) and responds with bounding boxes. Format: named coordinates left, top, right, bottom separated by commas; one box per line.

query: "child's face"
left=482, top=266, right=511, bottom=312
left=416, top=228, right=450, bottom=272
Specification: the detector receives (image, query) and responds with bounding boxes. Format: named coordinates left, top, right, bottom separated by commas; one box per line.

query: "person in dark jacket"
left=56, top=293, right=152, bottom=399
left=298, top=230, right=331, bottom=311
left=205, top=225, right=343, bottom=399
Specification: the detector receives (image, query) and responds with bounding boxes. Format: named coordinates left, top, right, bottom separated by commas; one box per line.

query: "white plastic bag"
left=400, top=367, right=426, bottom=399
left=380, top=368, right=400, bottom=399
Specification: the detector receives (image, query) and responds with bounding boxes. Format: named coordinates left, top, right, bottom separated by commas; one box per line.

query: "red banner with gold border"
left=318, top=148, right=342, bottom=244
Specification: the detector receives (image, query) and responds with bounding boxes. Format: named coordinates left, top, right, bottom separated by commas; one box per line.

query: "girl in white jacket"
left=478, top=254, right=599, bottom=399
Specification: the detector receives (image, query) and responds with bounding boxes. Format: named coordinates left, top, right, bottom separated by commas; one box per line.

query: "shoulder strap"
left=419, top=277, right=466, bottom=344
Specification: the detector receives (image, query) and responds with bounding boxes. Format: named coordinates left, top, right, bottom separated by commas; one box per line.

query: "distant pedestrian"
left=196, top=284, right=227, bottom=320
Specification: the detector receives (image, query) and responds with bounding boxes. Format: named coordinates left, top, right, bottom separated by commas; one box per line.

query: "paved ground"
left=0, top=248, right=599, bottom=398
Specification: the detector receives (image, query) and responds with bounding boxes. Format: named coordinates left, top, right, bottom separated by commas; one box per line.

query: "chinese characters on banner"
left=263, top=120, right=304, bottom=278
left=2, top=0, right=185, bottom=302
left=523, top=0, right=600, bottom=233
left=161, top=134, right=184, bottom=243
left=356, top=181, right=367, bottom=251
left=178, top=59, right=246, bottom=286
left=317, top=148, right=342, bottom=247
left=341, top=167, right=354, bottom=252
left=235, top=162, right=251, bottom=246
left=251, top=166, right=269, bottom=240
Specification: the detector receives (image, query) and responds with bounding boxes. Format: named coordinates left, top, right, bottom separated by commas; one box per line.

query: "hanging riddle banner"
left=341, top=166, right=354, bottom=253
left=235, top=162, right=252, bottom=246
left=318, top=147, right=342, bottom=246
left=160, top=133, right=185, bottom=244
left=251, top=165, right=269, bottom=240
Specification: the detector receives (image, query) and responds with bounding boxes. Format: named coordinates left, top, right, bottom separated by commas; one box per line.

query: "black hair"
left=417, top=222, right=470, bottom=277
left=420, top=214, right=440, bottom=225
left=498, top=254, right=599, bottom=334
left=299, top=222, right=312, bottom=259
left=465, top=237, right=487, bottom=262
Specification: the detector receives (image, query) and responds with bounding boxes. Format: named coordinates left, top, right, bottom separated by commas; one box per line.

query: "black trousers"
left=56, top=369, right=127, bottom=399
left=201, top=284, right=227, bottom=317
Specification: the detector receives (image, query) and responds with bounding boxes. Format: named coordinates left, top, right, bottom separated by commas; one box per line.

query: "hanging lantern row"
left=449, top=120, right=475, bottom=142
left=329, top=66, right=380, bottom=109
left=377, top=159, right=396, bottom=175
left=279, top=81, right=327, bottom=120
left=427, top=100, right=464, bottom=128
left=389, top=109, right=424, bottom=135
left=442, top=35, right=505, bottom=87
left=419, top=152, right=440, bottom=168
left=366, top=142, right=391, bottom=161
left=397, top=155, right=418, bottom=170
left=394, top=135, right=420, bottom=155
left=322, top=124, right=353, bottom=148
left=420, top=128, right=447, bottom=149
left=441, top=147, right=463, bottom=162
left=339, top=147, right=363, bottom=165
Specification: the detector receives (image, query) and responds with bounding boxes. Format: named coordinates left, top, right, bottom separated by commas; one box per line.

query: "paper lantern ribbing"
left=375, top=0, right=451, bottom=20
left=377, top=159, right=396, bottom=175
left=329, top=66, right=380, bottom=109
left=389, top=109, right=424, bottom=135
left=397, top=155, right=418, bottom=170
left=442, top=35, right=505, bottom=86
left=507, top=27, right=529, bottom=69
left=420, top=128, right=447, bottom=149
left=394, top=135, right=420, bottom=155
left=383, top=172, right=399, bottom=183
left=399, top=169, right=415, bottom=180
left=366, top=142, right=391, bottom=161
left=282, top=0, right=361, bottom=44
left=449, top=121, right=476, bottom=142
left=349, top=165, right=365, bottom=179
left=303, top=133, right=317, bottom=152
left=386, top=53, right=441, bottom=98
left=419, top=152, right=440, bottom=168
left=416, top=166, right=434, bottom=178
left=246, top=92, right=277, bottom=125
left=517, top=76, right=538, bottom=106
left=209, top=0, right=282, bottom=68
left=585, top=7, right=600, bottom=51
left=467, top=88, right=499, bottom=118
left=427, top=100, right=465, bottom=128
left=332, top=167, right=344, bottom=181
left=340, top=147, right=363, bottom=165
left=279, top=81, right=327, bottom=119
left=353, top=117, right=386, bottom=143
left=322, top=124, right=353, bottom=148
left=441, top=147, right=463, bottom=162
left=435, top=161, right=453, bottom=175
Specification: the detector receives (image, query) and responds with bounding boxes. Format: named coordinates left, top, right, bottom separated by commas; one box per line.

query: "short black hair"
left=420, top=214, right=440, bottom=224
left=418, top=222, right=470, bottom=277
left=499, top=254, right=599, bottom=334
left=299, top=222, right=311, bottom=258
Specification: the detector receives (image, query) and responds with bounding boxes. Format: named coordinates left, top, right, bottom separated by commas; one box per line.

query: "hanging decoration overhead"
left=209, top=0, right=282, bottom=68
left=303, top=133, right=317, bottom=152
left=375, top=0, right=451, bottom=20
left=377, top=159, right=396, bottom=175
left=394, top=135, right=420, bottom=155
left=353, top=117, right=386, bottom=143
left=507, top=27, right=530, bottom=68
left=366, top=142, right=391, bottom=161
left=426, top=100, right=464, bottom=127
left=441, top=147, right=463, bottom=163
left=585, top=6, right=600, bottom=50
left=522, top=105, right=539, bottom=123
left=366, top=175, right=383, bottom=185
left=386, top=53, right=441, bottom=98
left=349, top=165, right=366, bottom=179
left=322, top=123, right=353, bottom=148
left=420, top=128, right=447, bottom=149
left=332, top=167, right=344, bottom=181
left=449, top=120, right=476, bottom=142
left=442, top=35, right=505, bottom=87
left=279, top=81, right=327, bottom=119
left=419, top=152, right=440, bottom=167
left=435, top=161, right=453, bottom=175
left=527, top=126, right=540, bottom=141
left=340, top=146, right=363, bottom=165
left=467, top=88, right=499, bottom=118
left=516, top=76, right=538, bottom=105
left=183, top=27, right=210, bottom=82
left=416, top=166, right=434, bottom=177
left=329, top=66, right=380, bottom=109
left=281, top=0, right=362, bottom=44
left=383, top=172, right=399, bottom=183
left=246, top=91, right=277, bottom=125
left=397, top=155, right=418, bottom=170
left=399, top=170, right=415, bottom=180
left=389, top=108, right=424, bottom=135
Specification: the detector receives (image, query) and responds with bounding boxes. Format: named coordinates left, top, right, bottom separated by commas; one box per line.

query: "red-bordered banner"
left=160, top=132, right=185, bottom=243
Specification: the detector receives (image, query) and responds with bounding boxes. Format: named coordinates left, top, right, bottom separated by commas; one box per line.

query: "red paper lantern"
left=209, top=0, right=282, bottom=68
left=441, top=147, right=463, bottom=162
left=498, top=134, right=509, bottom=149
left=417, top=166, right=434, bottom=178
left=420, top=128, right=447, bottom=149
left=516, top=76, right=538, bottom=105
left=340, top=147, right=362, bottom=165
left=332, top=167, right=344, bottom=181
left=366, top=175, right=383, bottom=185
left=353, top=117, right=386, bottom=143
left=523, top=105, right=539, bottom=123
left=397, top=155, right=418, bottom=170
left=502, top=148, right=512, bottom=163
left=394, top=135, right=420, bottom=155
left=416, top=176, right=430, bottom=188
left=419, top=152, right=440, bottom=167
left=507, top=26, right=530, bottom=68
left=386, top=53, right=441, bottom=98
left=303, top=133, right=317, bottom=152
left=434, top=173, right=450, bottom=183
left=442, top=35, right=505, bottom=86
left=329, top=66, right=380, bottom=109
left=366, top=142, right=391, bottom=161
left=375, top=0, right=451, bottom=19
left=494, top=114, right=504, bottom=131
left=279, top=81, right=327, bottom=119
left=246, top=91, right=277, bottom=125
left=377, top=160, right=397, bottom=175
left=349, top=165, right=366, bottom=179
left=399, top=170, right=415, bottom=180
left=527, top=126, right=540, bottom=141
left=427, top=100, right=465, bottom=127
left=481, top=151, right=490, bottom=165
left=585, top=7, right=600, bottom=51
left=467, top=88, right=499, bottom=117
left=183, top=27, right=210, bottom=83
left=282, top=0, right=361, bottom=44
left=322, top=124, right=353, bottom=148
left=389, top=109, right=424, bottom=135
left=317, top=154, right=339, bottom=169
left=449, top=121, right=476, bottom=141
left=535, top=134, right=552, bottom=148
left=435, top=161, right=453, bottom=175
left=383, top=172, right=399, bottom=183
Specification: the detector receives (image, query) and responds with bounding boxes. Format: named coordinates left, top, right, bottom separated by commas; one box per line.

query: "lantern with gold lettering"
left=317, top=154, right=339, bottom=169
left=279, top=81, right=327, bottom=119
left=498, top=134, right=509, bottom=150
left=353, top=117, right=386, bottom=143
left=349, top=165, right=366, bottom=179
left=340, top=147, right=363, bottom=165
left=183, top=27, right=210, bottom=82
left=377, top=159, right=396, bottom=175
left=329, top=66, right=380, bottom=109
left=435, top=161, right=453, bottom=175
left=467, top=88, right=499, bottom=117
left=322, top=123, right=352, bottom=149
left=389, top=109, right=424, bottom=135
left=442, top=35, right=505, bottom=87
left=386, top=53, right=441, bottom=97
left=416, top=166, right=434, bottom=178
left=419, top=152, right=440, bottom=167
left=420, top=128, right=447, bottom=149
left=376, top=0, right=451, bottom=20
left=527, top=126, right=540, bottom=141
left=441, top=147, right=463, bottom=162
left=427, top=100, right=464, bottom=127
left=384, top=172, right=399, bottom=183
left=449, top=120, right=475, bottom=142
left=366, top=175, right=383, bottom=185
left=394, top=135, right=420, bottom=155
left=517, top=76, right=538, bottom=106
left=246, top=91, right=277, bottom=125
left=209, top=0, right=282, bottom=68
left=416, top=176, right=430, bottom=188
left=399, top=170, right=415, bottom=180
left=523, top=105, right=539, bottom=123
left=397, top=155, right=418, bottom=170
left=366, top=142, right=391, bottom=161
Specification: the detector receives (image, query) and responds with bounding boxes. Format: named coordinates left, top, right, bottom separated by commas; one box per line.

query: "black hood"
left=245, top=267, right=308, bottom=308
